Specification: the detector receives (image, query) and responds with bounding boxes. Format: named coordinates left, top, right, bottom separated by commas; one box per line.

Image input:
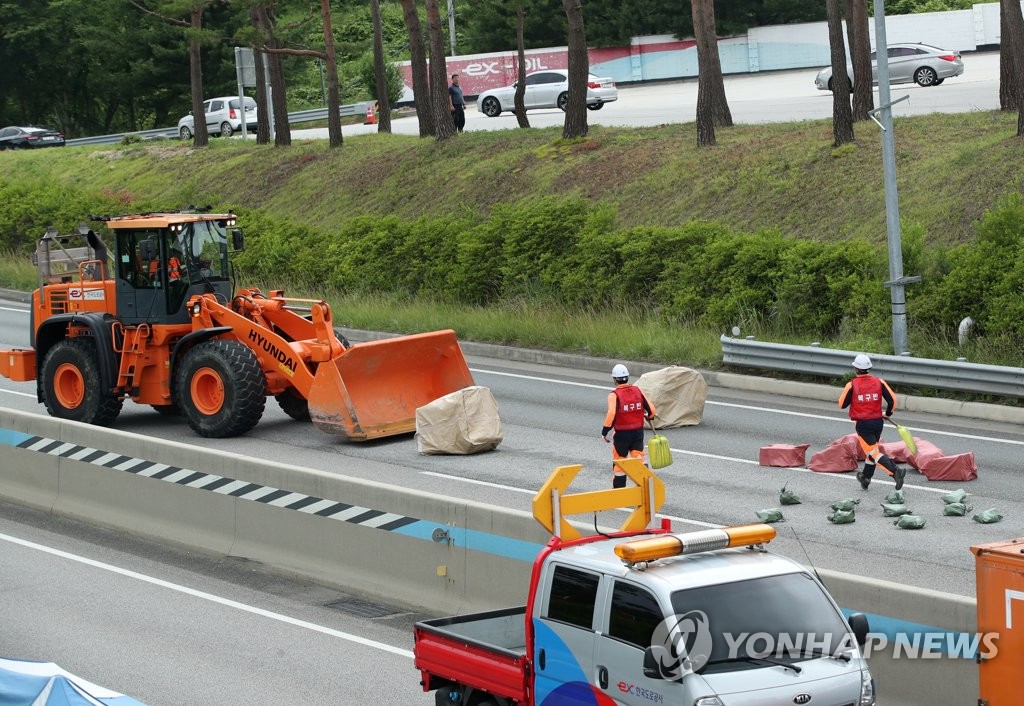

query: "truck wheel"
left=275, top=389, right=310, bottom=421
left=176, top=340, right=266, bottom=437
left=41, top=339, right=123, bottom=426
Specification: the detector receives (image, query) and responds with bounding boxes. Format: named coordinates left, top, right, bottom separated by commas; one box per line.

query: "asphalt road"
left=0, top=499, right=426, bottom=706
left=297, top=50, right=1002, bottom=139
left=1, top=297, right=1022, bottom=602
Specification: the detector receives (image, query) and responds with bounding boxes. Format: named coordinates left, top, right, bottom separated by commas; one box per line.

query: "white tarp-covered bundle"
left=0, top=658, right=146, bottom=705
left=636, top=366, right=708, bottom=428
left=415, top=385, right=503, bottom=455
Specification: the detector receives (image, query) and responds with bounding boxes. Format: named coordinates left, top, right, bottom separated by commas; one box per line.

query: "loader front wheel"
left=176, top=340, right=266, bottom=438
left=42, top=339, right=123, bottom=426
left=275, top=388, right=310, bottom=421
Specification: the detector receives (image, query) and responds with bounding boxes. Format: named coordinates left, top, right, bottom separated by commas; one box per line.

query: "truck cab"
left=531, top=529, right=873, bottom=706
left=414, top=461, right=875, bottom=706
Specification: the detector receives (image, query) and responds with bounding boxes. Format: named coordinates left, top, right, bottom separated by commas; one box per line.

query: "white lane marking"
left=0, top=532, right=413, bottom=659
left=421, top=471, right=535, bottom=494
left=0, top=306, right=29, bottom=313
left=470, top=367, right=1024, bottom=446
left=0, top=388, right=36, bottom=398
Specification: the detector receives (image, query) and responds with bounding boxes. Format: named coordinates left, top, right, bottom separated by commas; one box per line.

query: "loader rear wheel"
left=176, top=340, right=266, bottom=438
left=42, top=339, right=122, bottom=426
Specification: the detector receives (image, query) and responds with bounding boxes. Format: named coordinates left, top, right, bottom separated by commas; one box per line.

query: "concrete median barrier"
left=0, top=407, right=981, bottom=704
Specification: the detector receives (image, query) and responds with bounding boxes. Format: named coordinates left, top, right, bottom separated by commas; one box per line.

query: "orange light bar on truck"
left=614, top=524, right=777, bottom=564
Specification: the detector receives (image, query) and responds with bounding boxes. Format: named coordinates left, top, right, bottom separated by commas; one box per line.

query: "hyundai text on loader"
left=0, top=210, right=474, bottom=440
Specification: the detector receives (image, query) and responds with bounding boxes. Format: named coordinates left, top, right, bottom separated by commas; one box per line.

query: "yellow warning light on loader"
left=614, top=524, right=776, bottom=564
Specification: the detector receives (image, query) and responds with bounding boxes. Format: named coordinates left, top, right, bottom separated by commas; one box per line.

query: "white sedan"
left=476, top=69, right=617, bottom=117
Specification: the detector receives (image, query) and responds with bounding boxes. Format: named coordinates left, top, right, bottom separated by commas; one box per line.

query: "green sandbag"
left=943, top=502, right=971, bottom=517
left=828, top=508, right=856, bottom=524
left=895, top=514, right=926, bottom=529
left=881, top=503, right=912, bottom=517
left=884, top=489, right=905, bottom=504
left=943, top=489, right=970, bottom=505
left=779, top=486, right=802, bottom=506
left=830, top=498, right=860, bottom=512
left=973, top=508, right=1004, bottom=524
left=756, top=508, right=785, bottom=523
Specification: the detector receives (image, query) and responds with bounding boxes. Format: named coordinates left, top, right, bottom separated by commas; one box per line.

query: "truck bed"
left=413, top=606, right=529, bottom=703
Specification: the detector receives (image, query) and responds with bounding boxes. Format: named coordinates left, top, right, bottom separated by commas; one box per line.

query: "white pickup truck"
left=413, top=461, right=876, bottom=706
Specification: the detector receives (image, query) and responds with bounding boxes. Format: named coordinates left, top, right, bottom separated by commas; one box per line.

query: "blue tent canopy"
left=0, top=658, right=146, bottom=706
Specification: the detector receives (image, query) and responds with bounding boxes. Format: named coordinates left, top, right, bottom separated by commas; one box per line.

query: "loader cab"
left=113, top=217, right=235, bottom=325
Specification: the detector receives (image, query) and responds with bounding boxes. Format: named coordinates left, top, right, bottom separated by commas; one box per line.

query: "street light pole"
left=871, top=0, right=917, bottom=355
left=448, top=0, right=457, bottom=55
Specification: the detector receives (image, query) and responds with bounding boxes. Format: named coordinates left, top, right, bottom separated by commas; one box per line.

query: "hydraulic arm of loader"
left=191, top=292, right=475, bottom=442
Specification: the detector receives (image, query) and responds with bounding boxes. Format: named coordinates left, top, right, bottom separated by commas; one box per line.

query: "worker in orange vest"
left=148, top=253, right=182, bottom=283
left=839, top=354, right=905, bottom=491
left=602, top=364, right=656, bottom=488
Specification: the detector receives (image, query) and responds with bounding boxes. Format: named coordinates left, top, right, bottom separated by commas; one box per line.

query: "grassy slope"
left=3, top=109, right=1023, bottom=248
left=2, top=110, right=1023, bottom=387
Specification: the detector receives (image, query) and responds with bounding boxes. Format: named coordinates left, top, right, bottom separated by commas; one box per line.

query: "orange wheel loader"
left=0, top=210, right=474, bottom=440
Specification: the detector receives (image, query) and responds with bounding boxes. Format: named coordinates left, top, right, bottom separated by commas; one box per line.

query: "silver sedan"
left=814, top=42, right=964, bottom=90
left=476, top=69, right=618, bottom=117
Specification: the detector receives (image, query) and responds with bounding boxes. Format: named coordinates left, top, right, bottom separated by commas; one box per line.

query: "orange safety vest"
left=847, top=375, right=884, bottom=420
left=610, top=385, right=647, bottom=431
left=149, top=256, right=181, bottom=281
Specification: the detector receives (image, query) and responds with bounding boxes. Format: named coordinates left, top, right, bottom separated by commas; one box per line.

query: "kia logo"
left=793, top=695, right=812, bottom=705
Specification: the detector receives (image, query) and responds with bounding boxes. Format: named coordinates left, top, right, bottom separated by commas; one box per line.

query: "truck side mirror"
left=642, top=647, right=664, bottom=679
left=643, top=646, right=686, bottom=681
left=847, top=612, right=869, bottom=646
left=231, top=228, right=244, bottom=251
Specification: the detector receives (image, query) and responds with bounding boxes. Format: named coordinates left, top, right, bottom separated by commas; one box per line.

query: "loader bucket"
left=307, top=329, right=474, bottom=442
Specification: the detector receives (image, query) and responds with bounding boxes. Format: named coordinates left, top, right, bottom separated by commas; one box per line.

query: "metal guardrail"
left=720, top=335, right=1024, bottom=397
left=65, top=102, right=368, bottom=147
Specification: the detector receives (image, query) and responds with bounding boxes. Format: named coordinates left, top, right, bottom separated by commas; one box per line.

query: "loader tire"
left=176, top=339, right=266, bottom=438
left=42, top=339, right=123, bottom=426
left=275, top=388, right=310, bottom=421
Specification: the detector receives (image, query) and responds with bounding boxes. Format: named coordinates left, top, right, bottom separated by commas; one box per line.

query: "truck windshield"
left=176, top=221, right=229, bottom=281
left=669, top=572, right=853, bottom=674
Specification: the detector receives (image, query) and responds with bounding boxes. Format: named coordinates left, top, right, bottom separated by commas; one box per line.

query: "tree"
left=513, top=3, right=530, bottom=128
left=825, top=0, right=855, bottom=145
left=399, top=0, right=435, bottom=136
left=130, top=0, right=217, bottom=147
left=318, top=0, right=343, bottom=147
left=1000, top=7, right=1017, bottom=110
left=425, top=0, right=456, bottom=140
left=460, top=0, right=566, bottom=55
left=844, top=0, right=873, bottom=121
left=370, top=0, right=392, bottom=133
left=561, top=0, right=589, bottom=139
left=691, top=0, right=733, bottom=147
left=248, top=2, right=294, bottom=146
left=1002, top=0, right=1024, bottom=136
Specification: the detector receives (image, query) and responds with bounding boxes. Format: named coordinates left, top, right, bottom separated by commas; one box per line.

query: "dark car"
left=0, top=125, right=66, bottom=149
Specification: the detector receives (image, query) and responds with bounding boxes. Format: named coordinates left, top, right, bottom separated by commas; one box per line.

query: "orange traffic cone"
left=364, top=104, right=377, bottom=125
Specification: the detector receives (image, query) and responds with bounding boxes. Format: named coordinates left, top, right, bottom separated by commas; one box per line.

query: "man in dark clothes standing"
left=448, top=74, right=466, bottom=132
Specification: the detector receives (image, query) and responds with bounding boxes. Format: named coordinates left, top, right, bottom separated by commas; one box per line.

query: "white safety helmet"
left=612, top=364, right=630, bottom=380
left=852, top=354, right=873, bottom=371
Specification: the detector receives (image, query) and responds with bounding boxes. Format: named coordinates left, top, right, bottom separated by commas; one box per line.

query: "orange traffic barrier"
left=364, top=104, right=377, bottom=125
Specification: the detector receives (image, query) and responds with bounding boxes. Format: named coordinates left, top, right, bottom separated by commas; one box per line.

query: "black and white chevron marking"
left=13, top=435, right=418, bottom=532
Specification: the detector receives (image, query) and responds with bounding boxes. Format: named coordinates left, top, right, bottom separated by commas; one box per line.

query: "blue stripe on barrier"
left=0, top=429, right=32, bottom=447
left=842, top=609, right=978, bottom=659
left=391, top=522, right=543, bottom=562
